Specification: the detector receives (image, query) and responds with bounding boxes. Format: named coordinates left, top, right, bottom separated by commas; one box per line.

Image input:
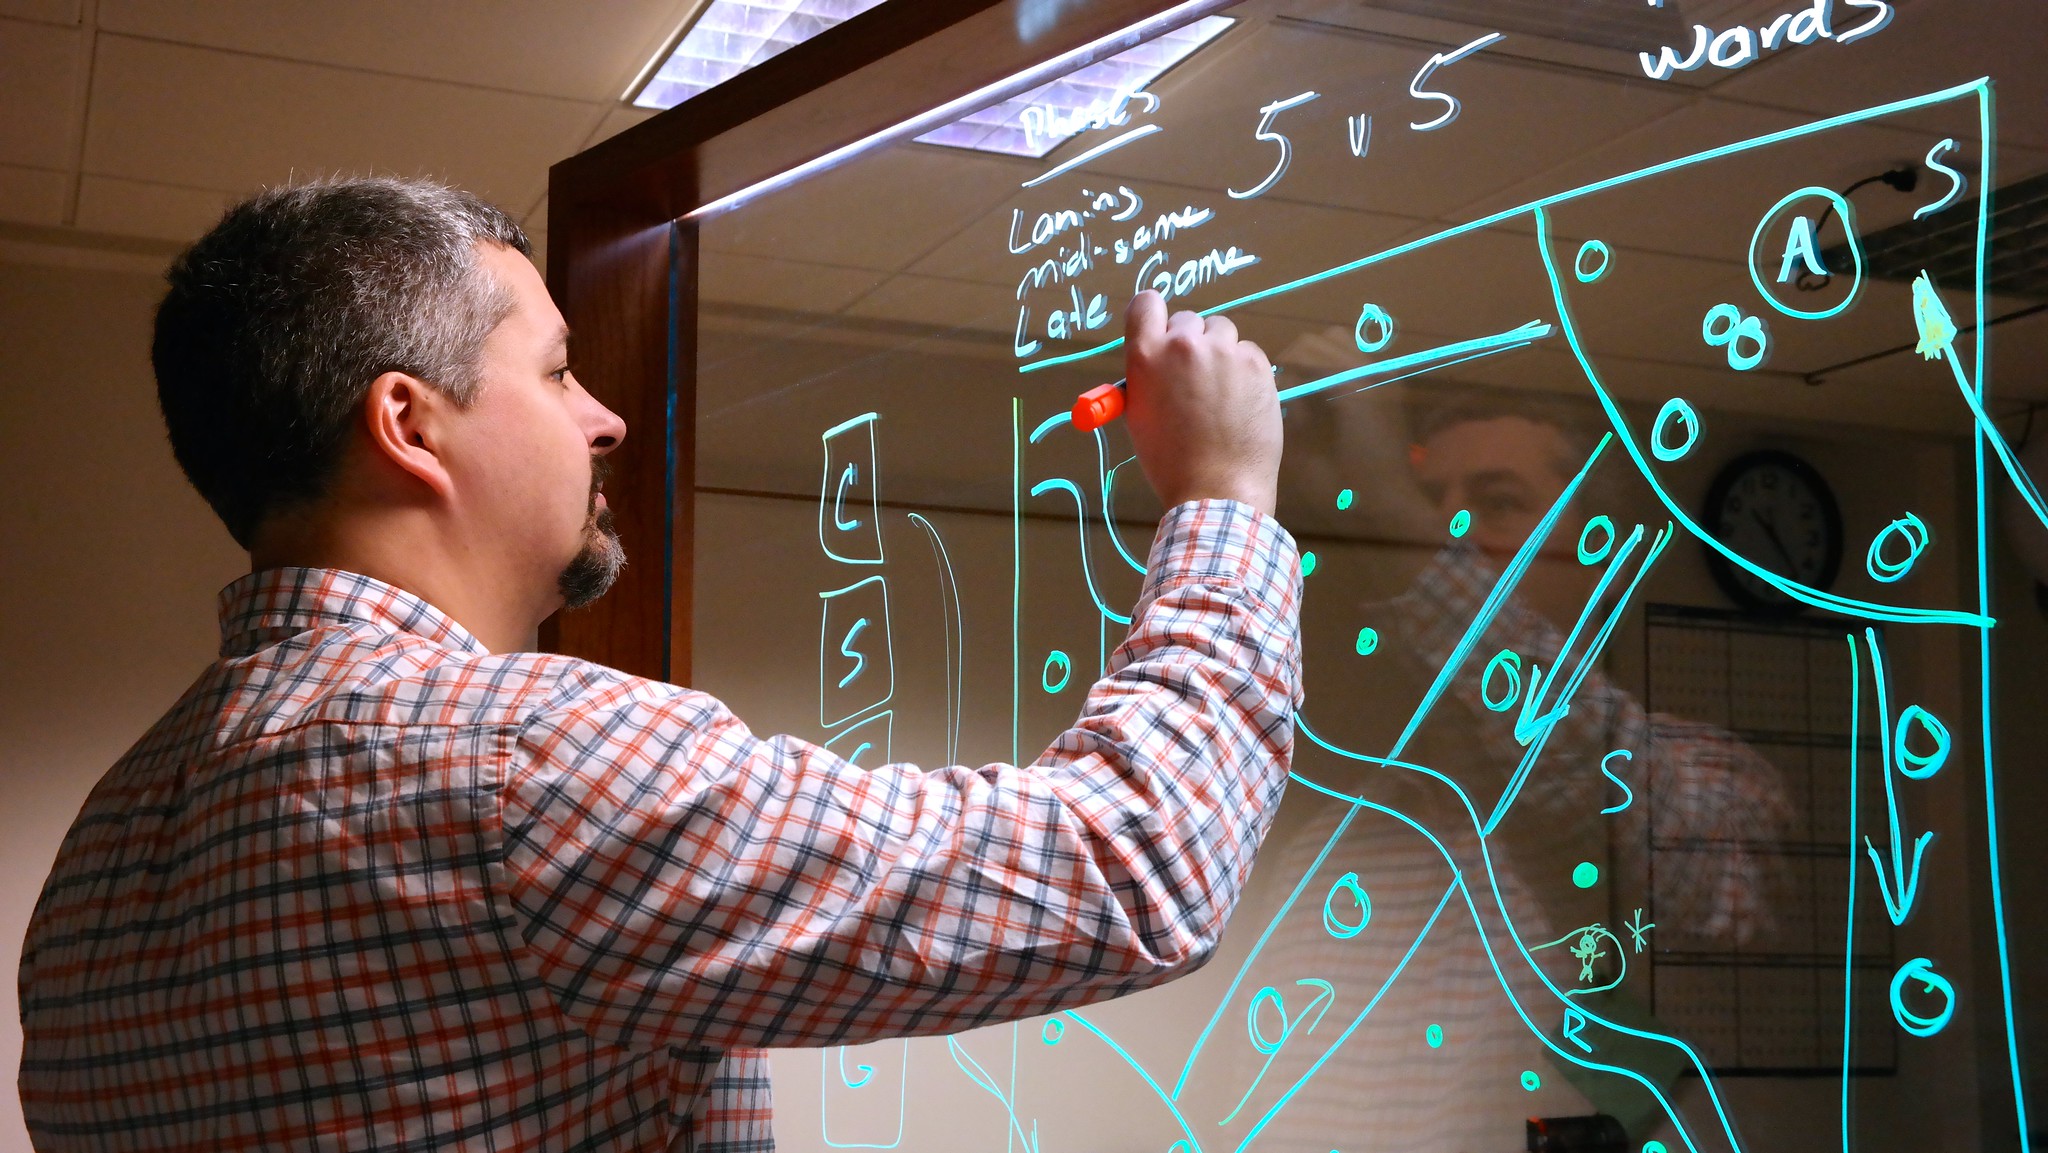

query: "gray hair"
left=153, top=176, right=530, bottom=547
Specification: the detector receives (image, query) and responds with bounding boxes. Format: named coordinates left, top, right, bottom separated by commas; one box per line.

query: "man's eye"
left=550, top=367, right=569, bottom=383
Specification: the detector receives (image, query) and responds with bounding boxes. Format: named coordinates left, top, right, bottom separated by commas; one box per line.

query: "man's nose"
left=586, top=397, right=627, bottom=453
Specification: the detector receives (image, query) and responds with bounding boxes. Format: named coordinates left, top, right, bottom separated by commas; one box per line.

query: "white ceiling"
left=0, top=0, right=690, bottom=264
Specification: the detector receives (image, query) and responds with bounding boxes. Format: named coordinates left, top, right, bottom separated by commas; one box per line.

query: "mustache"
left=587, top=455, right=613, bottom=512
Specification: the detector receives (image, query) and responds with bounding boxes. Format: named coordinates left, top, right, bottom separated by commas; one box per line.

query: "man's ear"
left=361, top=371, right=456, bottom=499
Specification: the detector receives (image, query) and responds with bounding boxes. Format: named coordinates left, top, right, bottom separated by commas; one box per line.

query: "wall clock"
left=1702, top=449, right=1844, bottom=613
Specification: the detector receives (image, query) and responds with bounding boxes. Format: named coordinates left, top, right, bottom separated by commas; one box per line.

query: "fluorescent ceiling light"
left=631, top=0, right=891, bottom=110
left=913, top=16, right=1232, bottom=157
left=631, top=3, right=1231, bottom=159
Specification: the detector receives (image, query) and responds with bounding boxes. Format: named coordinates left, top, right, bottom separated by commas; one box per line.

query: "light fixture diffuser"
left=631, top=4, right=1232, bottom=159
left=631, top=0, right=891, bottom=111
left=913, top=16, right=1232, bottom=157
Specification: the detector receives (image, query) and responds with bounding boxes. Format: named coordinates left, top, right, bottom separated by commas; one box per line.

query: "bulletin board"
left=547, top=2, right=2048, bottom=1150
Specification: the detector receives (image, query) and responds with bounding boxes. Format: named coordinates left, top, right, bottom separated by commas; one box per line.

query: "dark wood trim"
left=536, top=189, right=681, bottom=680
left=542, top=0, right=1205, bottom=680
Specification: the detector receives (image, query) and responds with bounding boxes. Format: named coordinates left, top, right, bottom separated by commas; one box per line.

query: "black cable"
left=1795, top=166, right=1919, bottom=293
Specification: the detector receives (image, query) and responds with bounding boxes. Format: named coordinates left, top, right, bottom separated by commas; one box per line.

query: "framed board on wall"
left=546, top=3, right=2046, bottom=1150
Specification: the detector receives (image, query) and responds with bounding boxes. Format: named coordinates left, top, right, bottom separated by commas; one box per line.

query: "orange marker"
left=1070, top=380, right=1125, bottom=432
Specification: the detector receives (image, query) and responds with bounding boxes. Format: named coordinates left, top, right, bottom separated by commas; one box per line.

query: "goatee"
left=559, top=459, right=624, bottom=609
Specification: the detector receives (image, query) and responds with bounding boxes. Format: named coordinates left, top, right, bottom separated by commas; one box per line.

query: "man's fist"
left=1121, top=290, right=1283, bottom=516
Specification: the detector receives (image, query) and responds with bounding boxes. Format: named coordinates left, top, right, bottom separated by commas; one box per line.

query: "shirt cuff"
left=1140, top=499, right=1305, bottom=701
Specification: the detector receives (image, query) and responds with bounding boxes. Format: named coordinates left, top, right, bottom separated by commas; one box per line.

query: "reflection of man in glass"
left=1197, top=382, right=1792, bottom=1150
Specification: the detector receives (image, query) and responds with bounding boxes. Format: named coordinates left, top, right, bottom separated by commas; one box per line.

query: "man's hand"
left=1122, top=290, right=1283, bottom=516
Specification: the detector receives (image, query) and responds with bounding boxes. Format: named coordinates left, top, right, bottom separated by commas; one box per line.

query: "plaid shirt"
left=19, top=500, right=1302, bottom=1153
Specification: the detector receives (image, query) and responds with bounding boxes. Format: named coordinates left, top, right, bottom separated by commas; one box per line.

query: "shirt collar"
left=217, top=567, right=487, bottom=659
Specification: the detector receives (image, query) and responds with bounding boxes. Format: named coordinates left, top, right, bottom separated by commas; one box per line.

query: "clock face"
left=1704, top=450, right=1843, bottom=611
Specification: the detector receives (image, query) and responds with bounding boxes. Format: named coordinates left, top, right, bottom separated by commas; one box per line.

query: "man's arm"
left=498, top=295, right=1300, bottom=1052
left=501, top=499, right=1298, bottom=1052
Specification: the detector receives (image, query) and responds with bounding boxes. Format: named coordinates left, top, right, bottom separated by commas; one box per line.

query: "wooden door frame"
left=540, top=0, right=1213, bottom=679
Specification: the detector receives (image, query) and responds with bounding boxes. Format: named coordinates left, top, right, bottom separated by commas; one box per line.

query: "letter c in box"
left=821, top=1039, right=909, bottom=1149
left=825, top=710, right=892, bottom=769
left=819, top=575, right=894, bottom=729
left=820, top=412, right=884, bottom=565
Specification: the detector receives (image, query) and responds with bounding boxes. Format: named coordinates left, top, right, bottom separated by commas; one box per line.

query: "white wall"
left=0, top=251, right=245, bottom=1149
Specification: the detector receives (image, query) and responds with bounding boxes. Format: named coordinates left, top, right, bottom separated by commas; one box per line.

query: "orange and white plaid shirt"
left=19, top=500, right=1302, bottom=1153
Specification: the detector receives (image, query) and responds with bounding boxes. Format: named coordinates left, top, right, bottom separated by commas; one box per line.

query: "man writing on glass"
left=18, top=178, right=1302, bottom=1153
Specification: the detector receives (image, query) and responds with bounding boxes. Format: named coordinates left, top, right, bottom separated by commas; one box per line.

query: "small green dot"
left=1355, top=627, right=1379, bottom=656
left=1520, top=1069, right=1542, bottom=1091
left=1336, top=488, right=1354, bottom=510
left=1425, top=1023, right=1444, bottom=1048
left=1449, top=509, right=1472, bottom=537
left=1644, top=1144, right=1668, bottom=1153
left=1573, top=861, right=1600, bottom=889
left=1301, top=551, right=1318, bottom=576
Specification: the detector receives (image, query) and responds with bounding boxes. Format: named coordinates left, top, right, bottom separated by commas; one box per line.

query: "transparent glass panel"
left=689, top=2, right=2048, bottom=1149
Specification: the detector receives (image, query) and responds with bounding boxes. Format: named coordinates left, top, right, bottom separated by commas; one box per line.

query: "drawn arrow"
left=1855, top=627, right=1934, bottom=926
left=1508, top=522, right=1663, bottom=750
left=1512, top=661, right=1570, bottom=747
left=1916, top=272, right=2048, bottom=532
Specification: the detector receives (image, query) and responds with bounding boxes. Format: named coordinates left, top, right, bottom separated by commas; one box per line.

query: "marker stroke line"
left=1021, top=124, right=1162, bottom=188
left=1275, top=320, right=1552, bottom=402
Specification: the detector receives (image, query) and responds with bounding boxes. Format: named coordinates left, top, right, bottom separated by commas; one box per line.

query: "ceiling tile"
left=1714, top=1, right=2048, bottom=151
left=700, top=250, right=883, bottom=313
left=83, top=35, right=596, bottom=210
left=73, top=175, right=229, bottom=241
left=0, top=0, right=79, bottom=25
left=0, top=163, right=68, bottom=225
left=96, top=0, right=701, bottom=103
left=700, top=146, right=1031, bottom=273
left=582, top=105, right=657, bottom=151
left=844, top=273, right=1016, bottom=334
left=0, top=17, right=83, bottom=169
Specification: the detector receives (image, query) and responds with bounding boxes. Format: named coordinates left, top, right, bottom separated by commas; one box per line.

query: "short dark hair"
left=153, top=177, right=530, bottom=548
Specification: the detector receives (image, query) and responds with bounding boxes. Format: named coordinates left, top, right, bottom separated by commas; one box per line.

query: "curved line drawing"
left=808, top=76, right=2035, bottom=1153
left=1030, top=477, right=1134, bottom=625
left=908, top=513, right=965, bottom=765
left=1096, top=436, right=1149, bottom=575
left=1533, top=204, right=1991, bottom=627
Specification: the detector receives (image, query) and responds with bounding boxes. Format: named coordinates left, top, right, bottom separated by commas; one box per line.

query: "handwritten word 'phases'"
left=1011, top=186, right=1258, bottom=355
left=1020, top=89, right=1160, bottom=156
left=1639, top=0, right=1893, bottom=79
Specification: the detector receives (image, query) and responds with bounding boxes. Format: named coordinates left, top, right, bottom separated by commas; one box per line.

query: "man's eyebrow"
left=548, top=325, right=571, bottom=358
left=1463, top=468, right=1531, bottom=489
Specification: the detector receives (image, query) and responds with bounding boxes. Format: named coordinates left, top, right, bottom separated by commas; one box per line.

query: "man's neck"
left=249, top=511, right=546, bottom=653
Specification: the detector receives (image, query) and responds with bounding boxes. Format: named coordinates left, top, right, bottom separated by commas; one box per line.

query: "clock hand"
left=1750, top=509, right=1796, bottom=570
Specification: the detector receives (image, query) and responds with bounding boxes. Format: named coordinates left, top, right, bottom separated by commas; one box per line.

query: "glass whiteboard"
left=685, top=2, right=2048, bottom=1149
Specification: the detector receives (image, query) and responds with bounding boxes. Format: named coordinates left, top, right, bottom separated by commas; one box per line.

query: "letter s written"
left=1836, top=0, right=1894, bottom=45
